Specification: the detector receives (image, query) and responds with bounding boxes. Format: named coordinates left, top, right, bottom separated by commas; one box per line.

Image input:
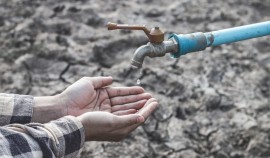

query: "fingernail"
left=137, top=115, right=145, bottom=123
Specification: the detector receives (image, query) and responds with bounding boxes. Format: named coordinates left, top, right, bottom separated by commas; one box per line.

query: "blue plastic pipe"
left=169, top=21, right=270, bottom=58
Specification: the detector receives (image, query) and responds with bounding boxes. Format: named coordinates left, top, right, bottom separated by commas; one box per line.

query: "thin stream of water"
left=136, top=70, right=143, bottom=85
left=129, top=66, right=143, bottom=85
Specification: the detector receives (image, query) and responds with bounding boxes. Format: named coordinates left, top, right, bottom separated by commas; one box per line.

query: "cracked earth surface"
left=0, top=0, right=270, bottom=157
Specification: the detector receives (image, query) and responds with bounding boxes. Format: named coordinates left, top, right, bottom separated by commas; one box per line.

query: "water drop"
left=136, top=79, right=141, bottom=85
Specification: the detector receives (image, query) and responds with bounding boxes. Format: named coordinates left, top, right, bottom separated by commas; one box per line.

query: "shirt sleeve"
left=0, top=115, right=85, bottom=158
left=0, top=93, right=34, bottom=126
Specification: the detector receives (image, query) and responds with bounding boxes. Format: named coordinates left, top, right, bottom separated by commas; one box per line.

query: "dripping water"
left=136, top=79, right=141, bottom=85
left=128, top=66, right=143, bottom=85
left=136, top=69, right=143, bottom=85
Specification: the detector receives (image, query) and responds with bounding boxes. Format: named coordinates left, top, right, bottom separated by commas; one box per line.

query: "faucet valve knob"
left=107, top=22, right=164, bottom=43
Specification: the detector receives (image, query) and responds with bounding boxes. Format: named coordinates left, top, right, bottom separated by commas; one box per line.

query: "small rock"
left=149, top=143, right=173, bottom=156
left=55, top=23, right=71, bottom=35
left=0, top=16, right=5, bottom=26
left=175, top=149, right=201, bottom=158
left=230, top=151, right=246, bottom=158
left=199, top=126, right=218, bottom=137
left=246, top=136, right=270, bottom=156
left=230, top=112, right=257, bottom=130
left=53, top=5, right=65, bottom=13
left=257, top=113, right=270, bottom=131
left=167, top=81, right=186, bottom=98
left=243, top=119, right=257, bottom=130
left=86, top=13, right=104, bottom=27
left=145, top=8, right=163, bottom=17
left=175, top=106, right=186, bottom=120
left=214, top=151, right=229, bottom=158
left=204, top=94, right=221, bottom=111
left=72, top=25, right=95, bottom=44
left=219, top=96, right=234, bottom=111
left=68, top=6, right=81, bottom=13
left=34, top=6, right=54, bottom=18
left=184, top=105, right=197, bottom=116
left=56, top=35, right=68, bottom=47
left=165, top=139, right=190, bottom=151
left=259, top=76, right=270, bottom=98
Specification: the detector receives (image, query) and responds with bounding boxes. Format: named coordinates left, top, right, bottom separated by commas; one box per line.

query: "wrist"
left=32, top=95, right=66, bottom=123
left=77, top=114, right=88, bottom=140
left=55, top=93, right=68, bottom=116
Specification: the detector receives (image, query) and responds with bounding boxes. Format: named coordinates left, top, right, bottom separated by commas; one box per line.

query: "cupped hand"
left=58, top=76, right=152, bottom=116
left=77, top=98, right=158, bottom=141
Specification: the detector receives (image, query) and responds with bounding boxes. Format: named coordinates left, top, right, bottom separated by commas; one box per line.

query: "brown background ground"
left=0, top=0, right=270, bottom=157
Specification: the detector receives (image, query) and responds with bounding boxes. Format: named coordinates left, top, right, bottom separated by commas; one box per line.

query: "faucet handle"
left=107, top=22, right=149, bottom=32
left=107, top=22, right=164, bottom=43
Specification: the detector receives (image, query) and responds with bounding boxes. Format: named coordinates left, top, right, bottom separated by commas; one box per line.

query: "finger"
left=110, top=93, right=152, bottom=105
left=106, top=86, right=144, bottom=98
left=113, top=109, right=137, bottom=116
left=115, top=114, right=144, bottom=128
left=137, top=98, right=158, bottom=119
left=86, top=76, right=113, bottom=88
left=114, top=99, right=158, bottom=135
left=111, top=99, right=147, bottom=112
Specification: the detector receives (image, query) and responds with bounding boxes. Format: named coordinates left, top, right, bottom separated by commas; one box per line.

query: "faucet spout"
left=130, top=44, right=151, bottom=68
left=131, top=39, right=178, bottom=69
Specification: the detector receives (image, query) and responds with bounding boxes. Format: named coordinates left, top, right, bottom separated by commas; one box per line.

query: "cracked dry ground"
left=1, top=0, right=270, bottom=158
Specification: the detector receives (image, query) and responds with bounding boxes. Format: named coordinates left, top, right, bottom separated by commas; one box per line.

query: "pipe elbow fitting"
left=130, top=44, right=152, bottom=69
left=131, top=40, right=178, bottom=69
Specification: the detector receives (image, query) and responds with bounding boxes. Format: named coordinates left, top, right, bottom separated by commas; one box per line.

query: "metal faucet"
left=107, top=22, right=178, bottom=68
left=107, top=21, right=270, bottom=68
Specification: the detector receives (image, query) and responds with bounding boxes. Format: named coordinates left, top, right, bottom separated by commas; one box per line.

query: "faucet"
left=107, top=21, right=270, bottom=68
left=107, top=22, right=178, bottom=68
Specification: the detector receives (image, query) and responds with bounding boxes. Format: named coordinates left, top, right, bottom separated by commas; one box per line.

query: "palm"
left=60, top=77, right=151, bottom=116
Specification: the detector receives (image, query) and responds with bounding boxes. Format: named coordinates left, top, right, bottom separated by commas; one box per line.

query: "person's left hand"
left=58, top=76, right=152, bottom=116
left=77, top=98, right=158, bottom=141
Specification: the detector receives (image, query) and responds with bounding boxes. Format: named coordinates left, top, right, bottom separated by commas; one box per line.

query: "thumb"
left=115, top=114, right=145, bottom=128
left=90, top=76, right=113, bottom=88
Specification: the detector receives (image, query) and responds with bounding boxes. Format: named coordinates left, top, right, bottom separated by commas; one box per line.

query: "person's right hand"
left=58, top=76, right=152, bottom=117
left=77, top=98, right=158, bottom=141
